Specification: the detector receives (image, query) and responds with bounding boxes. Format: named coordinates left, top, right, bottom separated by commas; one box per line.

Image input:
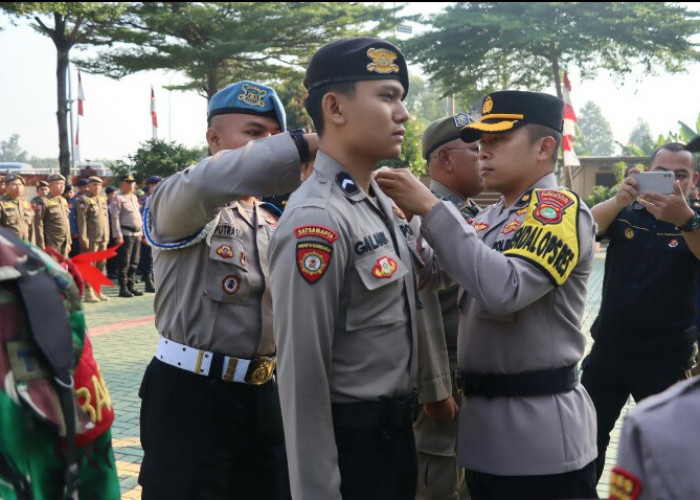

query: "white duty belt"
left=155, top=337, right=275, bottom=385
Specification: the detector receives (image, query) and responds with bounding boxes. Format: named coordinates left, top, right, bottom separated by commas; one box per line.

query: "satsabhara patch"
left=609, top=467, right=642, bottom=500
left=532, top=190, right=574, bottom=225
left=216, top=244, right=234, bottom=259
left=372, top=256, right=397, bottom=278
left=297, top=241, right=332, bottom=283
left=294, top=225, right=338, bottom=243
left=222, top=274, right=242, bottom=295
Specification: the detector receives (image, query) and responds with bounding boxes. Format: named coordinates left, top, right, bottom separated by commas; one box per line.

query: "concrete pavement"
left=85, top=249, right=629, bottom=499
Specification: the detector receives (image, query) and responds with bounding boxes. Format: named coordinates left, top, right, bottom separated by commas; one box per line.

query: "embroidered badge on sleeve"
left=609, top=467, right=642, bottom=500
left=297, top=241, right=332, bottom=284
left=503, top=189, right=580, bottom=285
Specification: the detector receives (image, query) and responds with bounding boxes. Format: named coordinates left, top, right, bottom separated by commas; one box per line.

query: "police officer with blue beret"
left=139, top=80, right=317, bottom=499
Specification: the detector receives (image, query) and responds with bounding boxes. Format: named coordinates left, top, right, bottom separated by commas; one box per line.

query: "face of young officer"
left=336, top=80, right=409, bottom=162
left=5, top=180, right=23, bottom=200
left=49, top=180, right=65, bottom=197
left=37, top=186, right=49, bottom=197
left=88, top=182, right=102, bottom=197
left=207, top=113, right=282, bottom=154
left=478, top=126, right=551, bottom=203
left=650, top=148, right=699, bottom=198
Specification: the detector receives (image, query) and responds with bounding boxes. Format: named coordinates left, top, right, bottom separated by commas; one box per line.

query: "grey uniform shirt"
left=420, top=173, right=597, bottom=476
left=148, top=132, right=300, bottom=356
left=269, top=152, right=421, bottom=500
left=110, top=192, right=143, bottom=239
left=611, top=376, right=700, bottom=500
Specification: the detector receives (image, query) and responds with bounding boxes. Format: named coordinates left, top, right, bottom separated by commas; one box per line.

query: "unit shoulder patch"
left=296, top=241, right=332, bottom=284
left=503, top=188, right=580, bottom=285
left=294, top=225, right=338, bottom=243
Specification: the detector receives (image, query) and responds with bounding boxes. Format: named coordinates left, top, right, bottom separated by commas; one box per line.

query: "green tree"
left=111, top=139, right=205, bottom=184
left=0, top=3, right=128, bottom=176
left=576, top=101, right=614, bottom=156
left=0, top=134, right=29, bottom=162
left=621, top=119, right=658, bottom=156
left=406, top=3, right=700, bottom=99
left=78, top=2, right=406, bottom=102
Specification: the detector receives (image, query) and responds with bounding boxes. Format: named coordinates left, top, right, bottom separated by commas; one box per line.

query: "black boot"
left=119, top=279, right=134, bottom=298
left=127, top=279, right=144, bottom=296
left=144, top=273, right=156, bottom=293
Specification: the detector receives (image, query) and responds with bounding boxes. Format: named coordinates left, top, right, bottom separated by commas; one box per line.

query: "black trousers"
left=332, top=398, right=417, bottom=500
left=581, top=340, right=694, bottom=481
left=465, top=460, right=598, bottom=500
left=138, top=242, right=153, bottom=275
left=116, top=235, right=141, bottom=281
left=138, top=359, right=291, bottom=500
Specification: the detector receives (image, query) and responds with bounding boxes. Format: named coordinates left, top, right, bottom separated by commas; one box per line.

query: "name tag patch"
left=297, top=241, right=332, bottom=284
left=354, top=231, right=390, bottom=255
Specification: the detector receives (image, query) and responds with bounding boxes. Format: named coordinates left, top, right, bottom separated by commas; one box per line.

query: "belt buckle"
left=244, top=358, right=275, bottom=385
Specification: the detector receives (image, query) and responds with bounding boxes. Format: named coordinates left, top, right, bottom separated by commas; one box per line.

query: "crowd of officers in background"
left=0, top=171, right=162, bottom=300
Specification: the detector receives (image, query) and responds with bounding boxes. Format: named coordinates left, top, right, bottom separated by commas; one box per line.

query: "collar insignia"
left=336, top=173, right=359, bottom=195
left=366, top=48, right=400, bottom=74
left=237, top=83, right=267, bottom=109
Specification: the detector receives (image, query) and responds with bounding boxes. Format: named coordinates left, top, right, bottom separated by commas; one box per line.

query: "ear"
left=537, top=136, right=557, bottom=162
left=322, top=92, right=347, bottom=127
left=437, top=149, right=453, bottom=173
left=693, top=171, right=699, bottom=185
left=206, top=127, right=219, bottom=148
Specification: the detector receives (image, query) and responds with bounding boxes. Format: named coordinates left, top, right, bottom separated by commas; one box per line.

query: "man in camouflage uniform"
left=35, top=173, right=72, bottom=257
left=76, top=176, right=111, bottom=302
left=0, top=173, right=34, bottom=244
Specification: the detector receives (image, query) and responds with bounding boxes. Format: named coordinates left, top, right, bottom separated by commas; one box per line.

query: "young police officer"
left=376, top=91, right=598, bottom=499
left=269, top=38, right=423, bottom=499
left=140, top=80, right=317, bottom=499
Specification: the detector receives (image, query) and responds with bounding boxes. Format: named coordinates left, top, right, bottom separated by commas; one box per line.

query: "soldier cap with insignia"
left=3, top=173, right=25, bottom=185
left=47, top=173, right=66, bottom=182
left=76, top=178, right=89, bottom=187
left=304, top=37, right=409, bottom=100
left=120, top=174, right=136, bottom=183
left=146, top=175, right=163, bottom=185
left=422, top=112, right=473, bottom=160
left=461, top=90, right=564, bottom=143
left=36, top=180, right=49, bottom=188
left=685, top=135, right=700, bottom=152
left=207, top=80, right=287, bottom=132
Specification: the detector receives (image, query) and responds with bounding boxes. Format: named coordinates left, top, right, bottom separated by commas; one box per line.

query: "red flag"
left=77, top=70, right=85, bottom=117
left=151, top=86, right=158, bottom=139
left=561, top=71, right=580, bottom=167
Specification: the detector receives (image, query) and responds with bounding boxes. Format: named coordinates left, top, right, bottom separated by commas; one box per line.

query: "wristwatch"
left=289, top=129, right=310, bottom=164
left=678, top=212, right=700, bottom=232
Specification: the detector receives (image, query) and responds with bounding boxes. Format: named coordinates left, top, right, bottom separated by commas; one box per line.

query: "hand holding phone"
left=631, top=171, right=675, bottom=195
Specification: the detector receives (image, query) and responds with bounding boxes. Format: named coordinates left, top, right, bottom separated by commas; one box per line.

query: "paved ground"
left=86, top=249, right=629, bottom=499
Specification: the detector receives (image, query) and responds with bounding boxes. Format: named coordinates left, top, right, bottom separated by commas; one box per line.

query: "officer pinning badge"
left=609, top=467, right=642, bottom=500
left=237, top=83, right=268, bottom=108
left=222, top=274, right=241, bottom=295
left=366, top=48, right=400, bottom=74
left=453, top=112, right=471, bottom=127
left=482, top=95, right=494, bottom=114
left=216, top=245, right=234, bottom=259
left=297, top=241, right=332, bottom=284
left=668, top=238, right=679, bottom=248
left=336, top=173, right=359, bottom=195
left=371, top=255, right=398, bottom=278
left=624, top=228, right=635, bottom=240
left=294, top=225, right=338, bottom=243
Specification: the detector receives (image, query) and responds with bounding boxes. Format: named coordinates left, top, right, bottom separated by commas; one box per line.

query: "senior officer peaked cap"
left=461, top=90, right=564, bottom=143
left=207, top=80, right=287, bottom=132
left=422, top=112, right=473, bottom=160
left=304, top=37, right=409, bottom=100
left=120, top=174, right=136, bottom=183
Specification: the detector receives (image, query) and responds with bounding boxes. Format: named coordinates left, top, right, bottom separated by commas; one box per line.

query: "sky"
left=1, top=3, right=700, bottom=163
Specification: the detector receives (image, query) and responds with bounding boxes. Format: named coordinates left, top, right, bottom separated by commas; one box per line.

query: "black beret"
left=304, top=37, right=409, bottom=99
left=461, top=90, right=564, bottom=143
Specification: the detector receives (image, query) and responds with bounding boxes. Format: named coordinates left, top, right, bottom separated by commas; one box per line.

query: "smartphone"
left=631, top=171, right=675, bottom=195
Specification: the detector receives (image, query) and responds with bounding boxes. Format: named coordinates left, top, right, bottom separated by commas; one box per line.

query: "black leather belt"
left=453, top=364, right=579, bottom=397
left=332, top=392, right=416, bottom=429
left=120, top=225, right=140, bottom=232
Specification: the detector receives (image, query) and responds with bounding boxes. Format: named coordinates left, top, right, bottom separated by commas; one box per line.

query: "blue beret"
left=208, top=81, right=286, bottom=132
left=146, top=175, right=163, bottom=185
left=304, top=37, right=409, bottom=100
left=105, top=186, right=117, bottom=194
left=76, top=178, right=89, bottom=187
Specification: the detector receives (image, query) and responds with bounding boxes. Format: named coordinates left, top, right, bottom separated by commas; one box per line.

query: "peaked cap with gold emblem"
left=304, top=37, right=409, bottom=99
left=207, top=80, right=287, bottom=131
left=461, top=90, right=564, bottom=143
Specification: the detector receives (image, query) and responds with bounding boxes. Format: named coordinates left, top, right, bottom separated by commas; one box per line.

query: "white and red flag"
left=562, top=72, right=580, bottom=167
left=75, top=70, right=85, bottom=164
left=77, top=70, right=85, bottom=117
left=151, top=86, right=158, bottom=139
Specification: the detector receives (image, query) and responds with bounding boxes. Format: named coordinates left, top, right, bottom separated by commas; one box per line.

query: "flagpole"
left=68, top=61, right=75, bottom=170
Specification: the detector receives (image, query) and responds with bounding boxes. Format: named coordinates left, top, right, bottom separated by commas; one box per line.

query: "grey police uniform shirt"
left=269, top=151, right=424, bottom=500
left=611, top=376, right=700, bottom=500
left=147, top=132, right=300, bottom=356
left=419, top=172, right=597, bottom=476
left=110, top=192, right=142, bottom=239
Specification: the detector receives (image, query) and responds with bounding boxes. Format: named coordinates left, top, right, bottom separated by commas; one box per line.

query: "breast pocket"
left=203, top=237, right=251, bottom=304
left=345, top=251, right=409, bottom=331
left=3, top=209, right=18, bottom=225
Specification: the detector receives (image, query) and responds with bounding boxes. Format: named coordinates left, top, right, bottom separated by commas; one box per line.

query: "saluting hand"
left=638, top=180, right=694, bottom=226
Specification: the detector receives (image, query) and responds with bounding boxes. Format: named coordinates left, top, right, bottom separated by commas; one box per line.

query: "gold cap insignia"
left=366, top=48, right=400, bottom=74
left=624, top=228, right=634, bottom=240
left=482, top=95, right=494, bottom=114
left=237, top=83, right=268, bottom=109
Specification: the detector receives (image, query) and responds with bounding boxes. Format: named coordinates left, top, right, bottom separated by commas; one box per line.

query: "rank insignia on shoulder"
left=297, top=241, right=332, bottom=284
left=473, top=222, right=489, bottom=233
left=216, top=244, right=234, bottom=259
left=366, top=48, right=400, bottom=74
left=222, top=274, right=241, bottom=295
left=371, top=255, right=397, bottom=279
left=609, top=467, right=642, bottom=500
left=294, top=225, right=338, bottom=243
left=336, top=173, right=359, bottom=195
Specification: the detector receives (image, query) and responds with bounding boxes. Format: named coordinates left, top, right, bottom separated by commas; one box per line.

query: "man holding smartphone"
left=582, top=141, right=700, bottom=484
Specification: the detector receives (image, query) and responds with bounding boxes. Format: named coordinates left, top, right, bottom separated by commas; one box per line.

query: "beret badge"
left=366, top=48, right=400, bottom=74
left=237, top=83, right=268, bottom=109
